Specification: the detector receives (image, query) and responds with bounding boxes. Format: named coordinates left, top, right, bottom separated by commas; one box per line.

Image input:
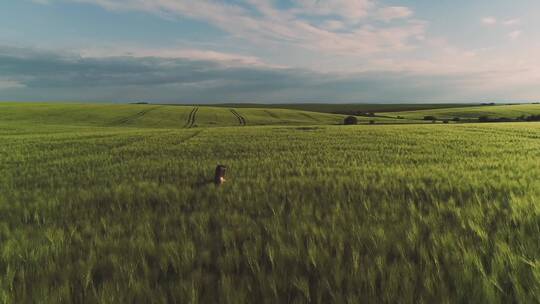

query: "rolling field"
left=0, top=103, right=425, bottom=128
left=1, top=103, right=540, bottom=302
left=210, top=103, right=480, bottom=115
left=382, top=104, right=540, bottom=121
left=0, top=102, right=344, bottom=128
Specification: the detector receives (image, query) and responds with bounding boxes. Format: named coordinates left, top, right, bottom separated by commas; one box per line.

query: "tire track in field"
left=179, top=130, right=204, bottom=143
left=184, top=107, right=199, bottom=128
left=263, top=110, right=280, bottom=120
left=113, top=106, right=162, bottom=125
left=109, top=135, right=150, bottom=150
left=183, top=107, right=196, bottom=128
left=299, top=112, right=321, bottom=122
left=230, top=109, right=247, bottom=126
left=264, top=109, right=290, bottom=124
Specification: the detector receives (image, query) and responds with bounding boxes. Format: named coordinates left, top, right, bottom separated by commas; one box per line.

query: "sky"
left=1, top=0, right=540, bottom=103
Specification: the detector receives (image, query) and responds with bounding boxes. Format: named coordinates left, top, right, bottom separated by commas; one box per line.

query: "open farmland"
left=208, top=103, right=481, bottom=115
left=0, top=103, right=424, bottom=128
left=1, top=103, right=540, bottom=303
left=382, top=104, right=540, bottom=121
left=0, top=103, right=343, bottom=128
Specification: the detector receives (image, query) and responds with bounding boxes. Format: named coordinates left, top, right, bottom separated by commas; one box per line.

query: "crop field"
left=1, top=103, right=540, bottom=303
left=0, top=103, right=342, bottom=128
left=382, top=104, right=540, bottom=121
left=0, top=103, right=425, bottom=128
left=210, top=103, right=480, bottom=115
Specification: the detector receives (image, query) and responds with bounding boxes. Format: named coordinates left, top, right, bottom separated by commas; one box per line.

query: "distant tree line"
left=478, top=114, right=540, bottom=122
left=422, top=114, right=540, bottom=123
left=518, top=114, right=540, bottom=121
left=354, top=112, right=376, bottom=117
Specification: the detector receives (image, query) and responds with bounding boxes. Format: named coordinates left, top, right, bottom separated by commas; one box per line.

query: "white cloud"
left=27, top=1, right=533, bottom=78
left=320, top=20, right=346, bottom=31
left=291, top=0, right=374, bottom=21
left=0, top=80, right=25, bottom=90
left=508, top=30, right=522, bottom=40
left=17, top=1, right=540, bottom=101
left=482, top=17, right=521, bottom=27
left=481, top=17, right=497, bottom=25
left=503, top=18, right=521, bottom=26
left=56, top=0, right=421, bottom=58
left=377, top=6, right=413, bottom=22
left=79, top=47, right=277, bottom=67
left=7, top=43, right=540, bottom=103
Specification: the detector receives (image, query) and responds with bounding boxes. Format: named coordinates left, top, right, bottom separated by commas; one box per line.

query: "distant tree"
left=424, top=116, right=437, bottom=121
left=369, top=120, right=375, bottom=125
left=524, top=115, right=540, bottom=121
left=452, top=117, right=461, bottom=122
left=443, top=120, right=449, bottom=124
left=478, top=116, right=490, bottom=122
left=344, top=116, right=358, bottom=125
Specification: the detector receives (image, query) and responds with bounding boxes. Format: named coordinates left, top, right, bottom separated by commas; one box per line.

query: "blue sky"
left=1, top=0, right=539, bottom=103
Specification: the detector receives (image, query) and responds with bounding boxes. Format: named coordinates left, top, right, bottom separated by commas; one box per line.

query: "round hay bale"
left=344, top=116, right=358, bottom=125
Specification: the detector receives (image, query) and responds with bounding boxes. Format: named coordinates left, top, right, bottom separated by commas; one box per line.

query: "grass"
left=1, top=103, right=540, bottom=303
left=382, top=104, right=540, bottom=121
left=0, top=102, right=427, bottom=128
left=0, top=102, right=347, bottom=128
left=209, top=103, right=481, bottom=115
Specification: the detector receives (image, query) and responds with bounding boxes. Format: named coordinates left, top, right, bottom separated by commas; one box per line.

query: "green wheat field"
left=1, top=102, right=540, bottom=303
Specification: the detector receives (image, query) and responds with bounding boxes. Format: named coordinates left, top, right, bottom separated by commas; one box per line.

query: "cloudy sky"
left=1, top=0, right=539, bottom=103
